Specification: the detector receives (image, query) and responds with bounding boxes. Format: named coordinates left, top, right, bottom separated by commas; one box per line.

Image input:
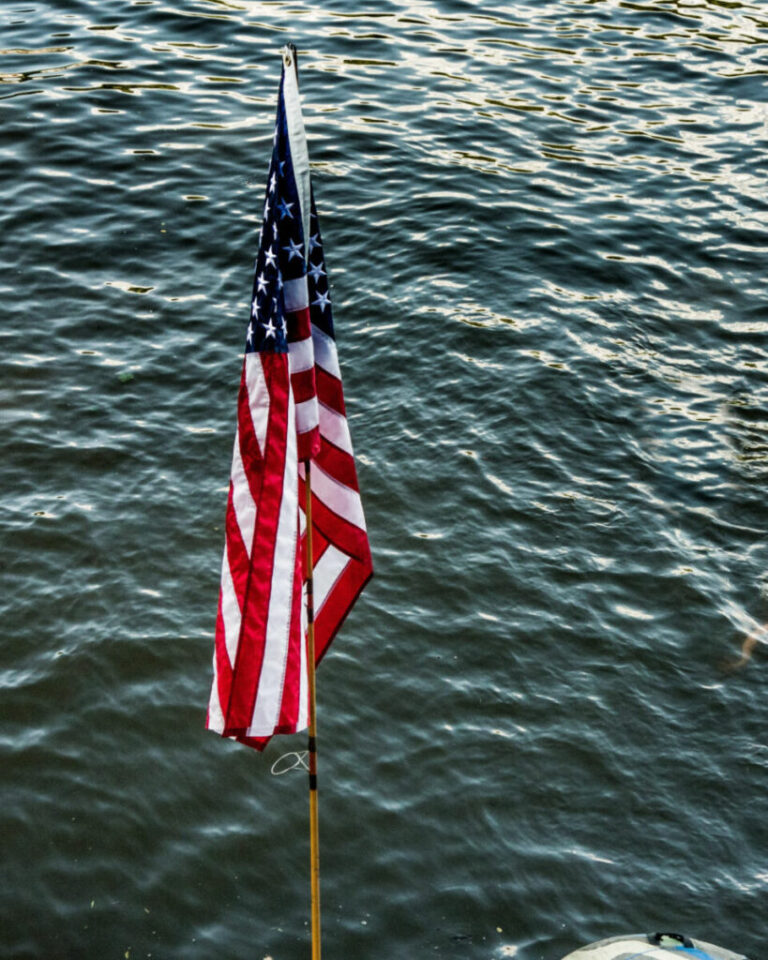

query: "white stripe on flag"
left=288, top=336, right=314, bottom=374
left=284, top=275, right=308, bottom=312
left=312, top=459, right=367, bottom=529
left=231, top=430, right=256, bottom=555
left=220, top=545, right=242, bottom=667
left=295, top=396, right=320, bottom=435
left=245, top=353, right=271, bottom=455
left=312, top=325, right=341, bottom=380
left=249, top=390, right=300, bottom=735
left=318, top=401, right=353, bottom=455
left=313, top=543, right=351, bottom=616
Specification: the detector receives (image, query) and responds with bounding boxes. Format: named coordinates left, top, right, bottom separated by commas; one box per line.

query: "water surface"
left=2, top=1, right=767, bottom=957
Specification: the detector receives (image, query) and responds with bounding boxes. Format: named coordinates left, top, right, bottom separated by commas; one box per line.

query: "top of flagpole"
left=282, top=43, right=299, bottom=83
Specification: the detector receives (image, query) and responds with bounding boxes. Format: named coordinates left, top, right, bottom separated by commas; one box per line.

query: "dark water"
left=2, top=1, right=768, bottom=957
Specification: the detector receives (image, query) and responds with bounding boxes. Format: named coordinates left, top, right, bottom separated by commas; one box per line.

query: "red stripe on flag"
left=297, top=427, right=320, bottom=464
left=274, top=536, right=306, bottom=731
left=314, top=557, right=373, bottom=663
left=286, top=307, right=311, bottom=341
left=291, top=367, right=317, bottom=404
left=224, top=485, right=250, bottom=605
left=213, top=572, right=233, bottom=717
left=235, top=732, right=271, bottom=750
left=304, top=524, right=330, bottom=572
left=316, top=366, right=345, bottom=416
left=315, top=437, right=360, bottom=493
left=237, top=369, right=265, bottom=505
left=310, top=491, right=372, bottom=566
left=224, top=353, right=291, bottom=733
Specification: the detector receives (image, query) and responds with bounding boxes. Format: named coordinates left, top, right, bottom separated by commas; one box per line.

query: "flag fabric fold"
left=207, top=55, right=373, bottom=751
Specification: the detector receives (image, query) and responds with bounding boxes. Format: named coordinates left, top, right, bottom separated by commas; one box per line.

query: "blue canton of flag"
left=247, top=74, right=305, bottom=355
left=306, top=196, right=335, bottom=340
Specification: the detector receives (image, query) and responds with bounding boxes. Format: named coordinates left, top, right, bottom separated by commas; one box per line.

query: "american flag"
left=206, top=56, right=373, bottom=750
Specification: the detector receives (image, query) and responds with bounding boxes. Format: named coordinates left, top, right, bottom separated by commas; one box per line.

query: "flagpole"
left=284, top=42, right=321, bottom=959
left=304, top=459, right=322, bottom=960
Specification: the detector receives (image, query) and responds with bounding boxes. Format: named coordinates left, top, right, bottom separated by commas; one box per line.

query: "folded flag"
left=207, top=54, right=373, bottom=751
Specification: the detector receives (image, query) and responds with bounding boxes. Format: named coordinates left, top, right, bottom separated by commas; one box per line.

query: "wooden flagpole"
left=288, top=44, right=320, bottom=958
left=304, top=460, right=322, bottom=960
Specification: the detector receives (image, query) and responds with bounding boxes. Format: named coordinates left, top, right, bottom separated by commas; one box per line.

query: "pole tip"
left=281, top=43, right=297, bottom=70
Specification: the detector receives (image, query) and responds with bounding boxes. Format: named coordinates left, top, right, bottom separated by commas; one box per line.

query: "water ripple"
left=2, top=1, right=768, bottom=958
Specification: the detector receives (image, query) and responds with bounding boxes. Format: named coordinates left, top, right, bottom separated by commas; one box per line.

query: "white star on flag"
left=312, top=290, right=331, bottom=313
left=283, top=237, right=303, bottom=261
